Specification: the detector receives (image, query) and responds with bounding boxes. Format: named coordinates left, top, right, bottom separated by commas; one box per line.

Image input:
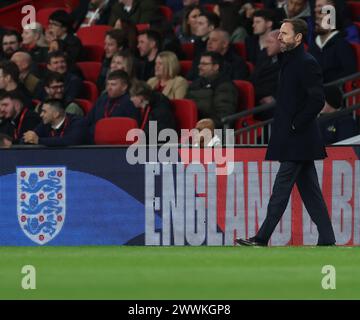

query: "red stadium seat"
left=254, top=3, right=265, bottom=9
left=179, top=60, right=192, bottom=77
left=136, top=23, right=150, bottom=32
left=181, top=43, right=195, bottom=60
left=76, top=62, right=102, bottom=83
left=33, top=0, right=79, bottom=10
left=348, top=1, right=360, bottom=21
left=77, top=25, right=111, bottom=46
left=233, top=80, right=255, bottom=110
left=94, top=117, right=139, bottom=145
left=355, top=22, right=360, bottom=33
left=159, top=5, right=173, bottom=22
left=233, top=42, right=247, bottom=60
left=36, top=7, right=70, bottom=28
left=171, top=99, right=198, bottom=132
left=203, top=4, right=215, bottom=12
left=74, top=99, right=93, bottom=115
left=350, top=42, right=360, bottom=71
left=344, top=43, right=360, bottom=113
left=80, top=45, right=104, bottom=62
left=246, top=61, right=255, bottom=74
left=80, top=81, right=99, bottom=103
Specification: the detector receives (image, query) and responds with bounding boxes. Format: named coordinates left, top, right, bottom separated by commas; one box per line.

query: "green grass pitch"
left=0, top=246, right=359, bottom=300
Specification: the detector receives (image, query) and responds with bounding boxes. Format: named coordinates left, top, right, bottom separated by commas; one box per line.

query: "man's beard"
left=280, top=42, right=297, bottom=52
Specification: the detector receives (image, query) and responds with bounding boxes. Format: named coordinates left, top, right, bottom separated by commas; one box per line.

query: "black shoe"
left=235, top=237, right=267, bottom=247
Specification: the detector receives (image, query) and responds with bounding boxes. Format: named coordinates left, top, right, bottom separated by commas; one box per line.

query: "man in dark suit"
left=236, top=18, right=336, bottom=247
left=23, top=99, right=87, bottom=146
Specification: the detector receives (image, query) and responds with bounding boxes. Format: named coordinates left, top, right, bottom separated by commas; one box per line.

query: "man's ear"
left=295, top=33, right=303, bottom=43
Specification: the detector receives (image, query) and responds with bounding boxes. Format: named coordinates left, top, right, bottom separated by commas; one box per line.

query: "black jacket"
left=266, top=44, right=327, bottom=161
left=308, top=32, right=357, bottom=84
left=0, top=108, right=41, bottom=143
left=143, top=91, right=177, bottom=137
left=34, top=113, right=88, bottom=146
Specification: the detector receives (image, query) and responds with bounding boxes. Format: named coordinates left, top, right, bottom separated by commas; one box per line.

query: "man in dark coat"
left=22, top=99, right=87, bottom=146
left=236, top=19, right=336, bottom=247
left=129, top=80, right=177, bottom=139
left=0, top=92, right=40, bottom=144
left=87, top=70, right=141, bottom=142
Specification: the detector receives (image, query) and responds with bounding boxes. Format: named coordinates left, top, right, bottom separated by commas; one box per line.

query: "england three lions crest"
left=17, top=167, right=66, bottom=245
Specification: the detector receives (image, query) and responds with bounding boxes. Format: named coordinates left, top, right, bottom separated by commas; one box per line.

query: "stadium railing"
left=222, top=72, right=360, bottom=146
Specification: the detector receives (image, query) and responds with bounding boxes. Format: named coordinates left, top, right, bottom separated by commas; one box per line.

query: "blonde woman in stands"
left=109, top=50, right=137, bottom=80
left=147, top=51, right=188, bottom=100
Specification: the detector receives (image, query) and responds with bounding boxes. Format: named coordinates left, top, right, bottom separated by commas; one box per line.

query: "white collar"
left=52, top=116, right=66, bottom=130
left=315, top=30, right=339, bottom=49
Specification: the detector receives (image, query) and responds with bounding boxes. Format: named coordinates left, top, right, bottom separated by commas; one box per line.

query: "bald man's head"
left=265, top=29, right=281, bottom=57
left=207, top=29, right=230, bottom=55
left=11, top=51, right=32, bottom=74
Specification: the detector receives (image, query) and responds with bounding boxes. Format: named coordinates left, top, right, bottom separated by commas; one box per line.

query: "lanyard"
left=51, top=116, right=69, bottom=138
left=104, top=99, right=119, bottom=118
left=14, top=108, right=28, bottom=140
left=140, top=105, right=151, bottom=130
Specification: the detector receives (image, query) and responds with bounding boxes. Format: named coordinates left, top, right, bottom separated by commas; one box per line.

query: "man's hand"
left=260, top=96, right=275, bottom=105
left=23, top=131, right=39, bottom=144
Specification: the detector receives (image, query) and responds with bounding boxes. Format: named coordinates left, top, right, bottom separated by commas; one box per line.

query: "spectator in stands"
left=246, top=9, right=275, bottom=65
left=23, top=99, right=87, bottom=146
left=113, top=18, right=139, bottom=54
left=21, top=23, right=48, bottom=64
left=175, top=5, right=202, bottom=44
left=110, top=50, right=137, bottom=80
left=87, top=70, right=141, bottom=142
left=213, top=0, right=248, bottom=43
left=46, top=10, right=83, bottom=64
left=250, top=29, right=281, bottom=116
left=186, top=51, right=238, bottom=128
left=205, top=29, right=249, bottom=80
left=0, top=61, right=32, bottom=108
left=187, top=11, right=220, bottom=80
left=136, top=30, right=161, bottom=81
left=129, top=80, right=177, bottom=137
left=0, top=92, right=40, bottom=143
left=279, top=0, right=314, bottom=42
left=1, top=30, right=21, bottom=60
left=36, top=51, right=83, bottom=103
left=193, top=11, right=220, bottom=59
left=0, top=133, right=12, bottom=148
left=147, top=51, right=188, bottom=99
left=173, top=0, right=200, bottom=27
left=47, top=39, right=66, bottom=54
left=35, top=72, right=84, bottom=117
left=71, top=0, right=113, bottom=30
left=308, top=0, right=357, bottom=83
left=108, top=0, right=161, bottom=26
left=11, top=52, right=40, bottom=96
left=318, top=85, right=358, bottom=145
left=97, top=29, right=129, bottom=91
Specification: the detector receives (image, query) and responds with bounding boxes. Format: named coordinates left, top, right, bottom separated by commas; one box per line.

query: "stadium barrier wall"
left=0, top=146, right=359, bottom=246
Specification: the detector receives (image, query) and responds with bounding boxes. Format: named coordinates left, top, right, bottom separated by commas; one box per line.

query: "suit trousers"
left=255, top=161, right=336, bottom=245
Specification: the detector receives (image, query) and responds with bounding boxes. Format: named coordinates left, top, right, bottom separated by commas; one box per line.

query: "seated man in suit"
left=0, top=91, right=40, bottom=144
left=87, top=70, right=141, bottom=142
left=23, top=99, right=88, bottom=146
